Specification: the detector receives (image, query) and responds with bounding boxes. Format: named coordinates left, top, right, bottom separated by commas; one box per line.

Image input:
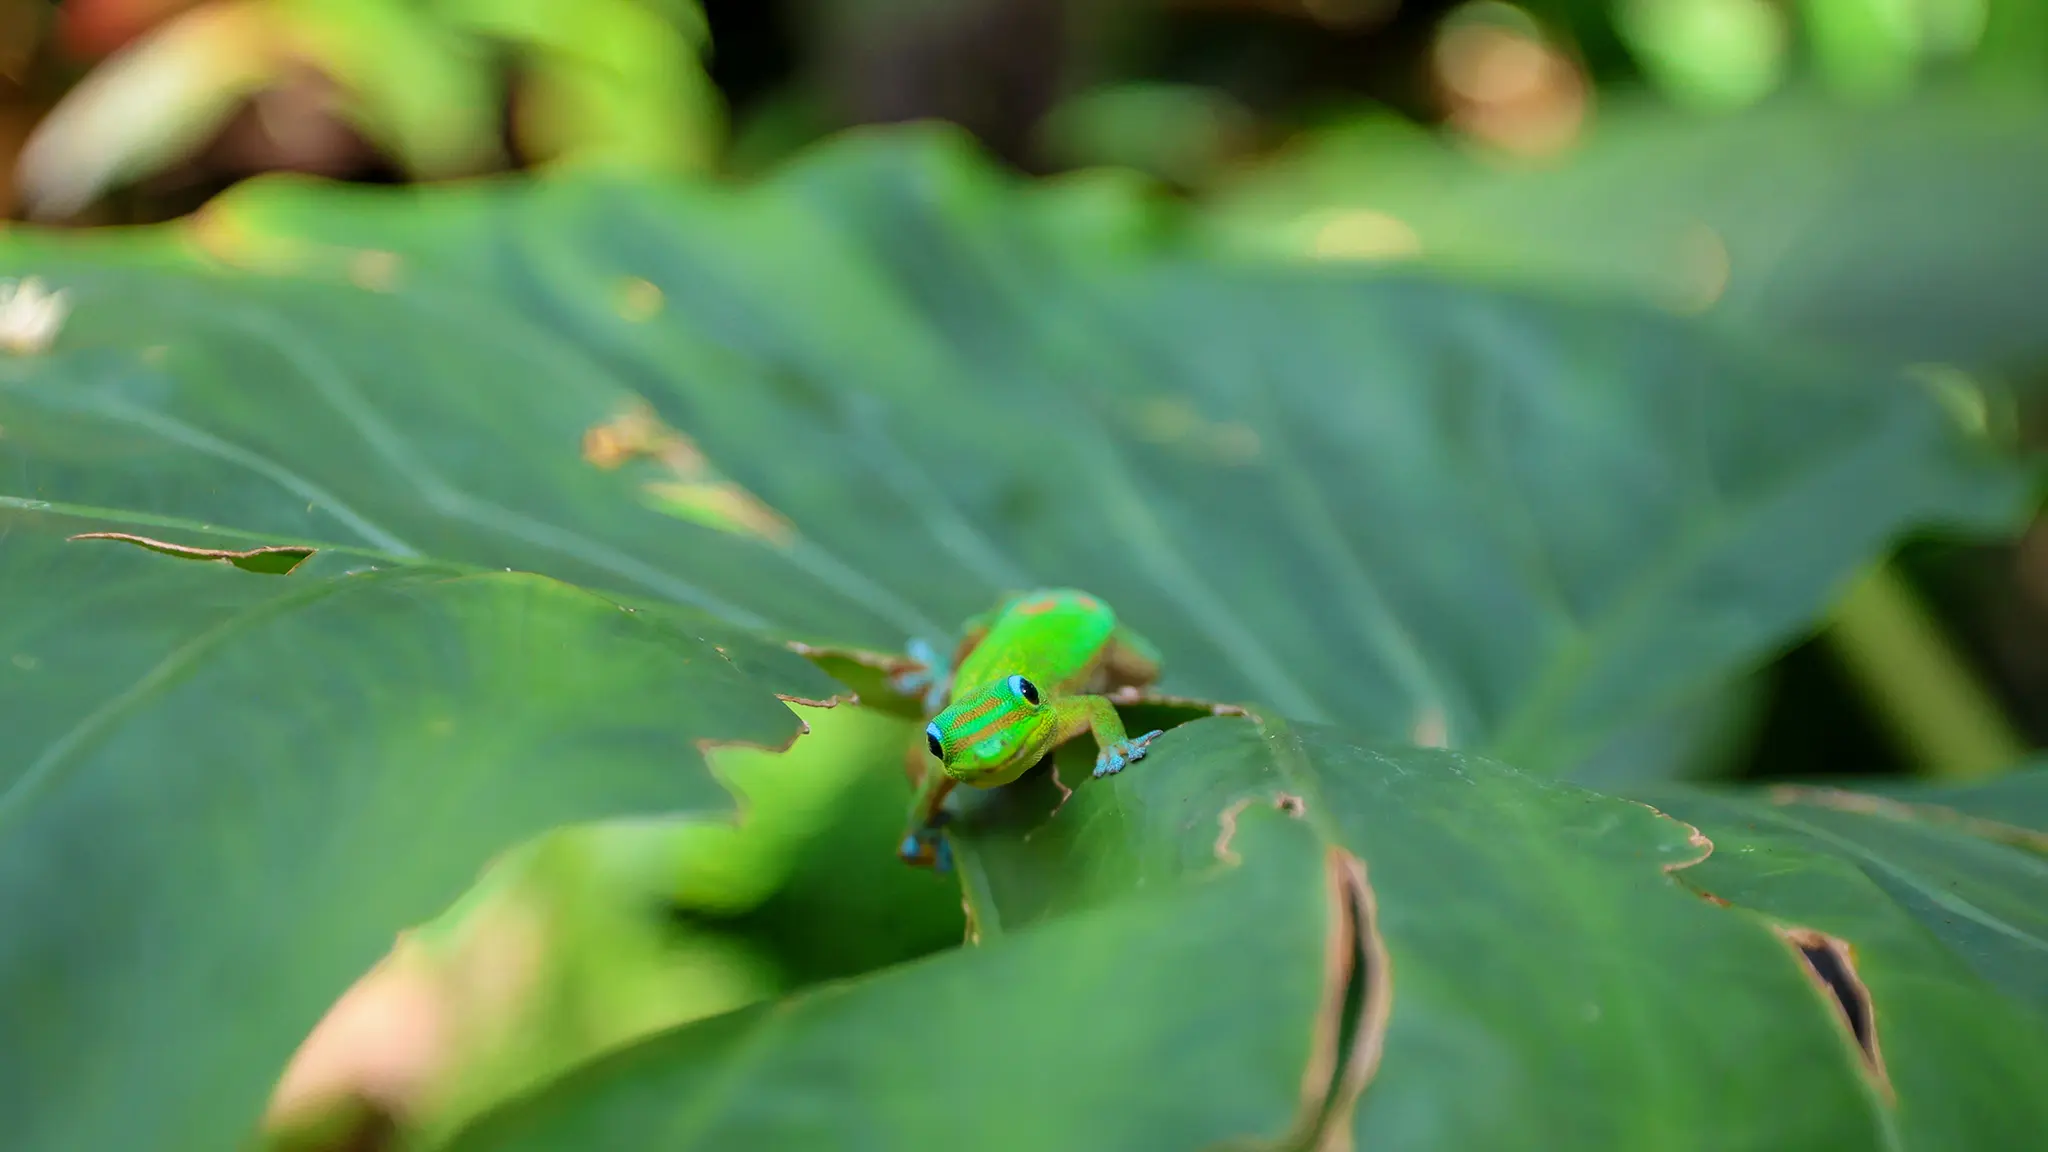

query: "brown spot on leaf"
left=69, top=531, right=314, bottom=575
left=1213, top=792, right=1311, bottom=865
left=1129, top=396, right=1265, bottom=464
left=1196, top=837, right=1391, bottom=1152
left=1212, top=798, right=1258, bottom=865
left=615, top=277, right=665, bottom=322
left=348, top=250, right=400, bottom=292
left=1770, top=924, right=1891, bottom=1101
left=1304, top=849, right=1391, bottom=1152
left=581, top=400, right=705, bottom=476
left=582, top=400, right=793, bottom=544
left=1409, top=705, right=1449, bottom=749
left=643, top=481, right=795, bottom=545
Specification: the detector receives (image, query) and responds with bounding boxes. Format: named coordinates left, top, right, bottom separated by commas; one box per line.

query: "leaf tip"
left=1620, top=798, right=1714, bottom=873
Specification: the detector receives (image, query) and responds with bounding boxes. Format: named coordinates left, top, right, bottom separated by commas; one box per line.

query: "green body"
left=900, top=589, right=1163, bottom=868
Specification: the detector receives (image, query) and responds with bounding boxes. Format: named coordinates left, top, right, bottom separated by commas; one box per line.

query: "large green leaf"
left=0, top=126, right=2035, bottom=1149
left=449, top=722, right=2048, bottom=1150
left=456, top=782, right=1343, bottom=1152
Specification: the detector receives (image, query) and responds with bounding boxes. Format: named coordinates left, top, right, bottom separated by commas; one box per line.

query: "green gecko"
left=893, top=589, right=1164, bottom=871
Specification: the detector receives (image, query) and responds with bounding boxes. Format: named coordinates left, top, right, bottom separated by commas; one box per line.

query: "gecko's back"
left=952, top=588, right=1117, bottom=693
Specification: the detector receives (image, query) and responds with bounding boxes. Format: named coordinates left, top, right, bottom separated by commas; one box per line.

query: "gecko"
left=894, top=589, right=1164, bottom=870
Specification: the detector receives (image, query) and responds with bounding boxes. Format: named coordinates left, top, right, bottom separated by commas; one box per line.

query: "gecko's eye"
left=1007, top=674, right=1040, bottom=705
left=926, top=723, right=945, bottom=760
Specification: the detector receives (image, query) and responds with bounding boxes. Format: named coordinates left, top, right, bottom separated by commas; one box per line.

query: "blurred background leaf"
left=1201, top=95, right=2048, bottom=375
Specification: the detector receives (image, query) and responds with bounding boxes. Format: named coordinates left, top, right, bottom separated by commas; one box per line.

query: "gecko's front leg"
left=1050, top=695, right=1165, bottom=778
left=888, top=637, right=953, bottom=715
left=899, top=748, right=961, bottom=871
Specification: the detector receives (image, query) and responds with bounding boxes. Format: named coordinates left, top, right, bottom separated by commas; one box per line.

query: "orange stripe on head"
left=953, top=697, right=1003, bottom=727
left=1014, top=596, right=1061, bottom=616
left=957, top=710, right=1020, bottom=748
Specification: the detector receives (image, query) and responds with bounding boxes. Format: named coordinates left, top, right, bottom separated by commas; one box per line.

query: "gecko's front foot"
left=898, top=814, right=955, bottom=872
left=1093, top=729, right=1164, bottom=778
left=889, top=637, right=951, bottom=714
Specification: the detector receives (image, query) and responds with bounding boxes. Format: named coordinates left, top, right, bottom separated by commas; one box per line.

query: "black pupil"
left=1016, top=677, right=1039, bottom=704
left=927, top=731, right=944, bottom=757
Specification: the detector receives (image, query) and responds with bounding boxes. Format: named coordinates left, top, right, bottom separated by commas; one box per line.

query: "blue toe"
left=900, top=835, right=923, bottom=858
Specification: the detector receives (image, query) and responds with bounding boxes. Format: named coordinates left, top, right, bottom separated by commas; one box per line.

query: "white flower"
left=0, top=277, right=70, bottom=354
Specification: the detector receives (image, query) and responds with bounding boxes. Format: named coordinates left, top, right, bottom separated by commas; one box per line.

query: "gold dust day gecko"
left=892, top=589, right=1164, bottom=871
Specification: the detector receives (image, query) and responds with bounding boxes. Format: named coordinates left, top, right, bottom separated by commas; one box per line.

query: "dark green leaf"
left=0, top=508, right=802, bottom=1152
left=455, top=794, right=1341, bottom=1152
left=453, top=721, right=2048, bottom=1150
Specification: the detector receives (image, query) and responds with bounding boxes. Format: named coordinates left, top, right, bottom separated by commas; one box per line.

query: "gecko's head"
left=925, top=673, right=1058, bottom=787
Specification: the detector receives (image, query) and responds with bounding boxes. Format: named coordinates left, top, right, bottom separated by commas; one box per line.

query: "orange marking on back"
left=1013, top=597, right=1062, bottom=616
left=1074, top=594, right=1100, bottom=611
